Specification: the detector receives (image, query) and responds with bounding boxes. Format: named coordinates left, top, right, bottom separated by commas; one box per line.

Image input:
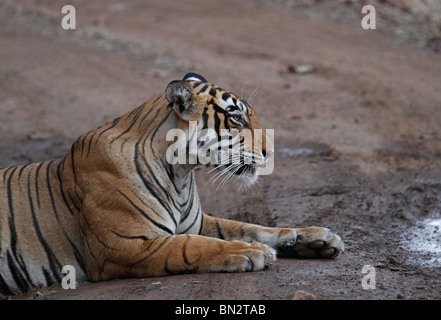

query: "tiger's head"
left=165, top=73, right=274, bottom=187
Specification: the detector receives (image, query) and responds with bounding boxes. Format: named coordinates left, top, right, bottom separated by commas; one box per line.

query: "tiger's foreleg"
left=200, top=214, right=343, bottom=259
left=84, top=215, right=342, bottom=281
left=92, top=234, right=276, bottom=280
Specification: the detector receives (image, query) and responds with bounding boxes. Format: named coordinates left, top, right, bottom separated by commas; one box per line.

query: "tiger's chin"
left=229, top=164, right=259, bottom=188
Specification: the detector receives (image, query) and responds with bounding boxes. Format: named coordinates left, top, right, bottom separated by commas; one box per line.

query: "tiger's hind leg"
left=200, top=214, right=343, bottom=259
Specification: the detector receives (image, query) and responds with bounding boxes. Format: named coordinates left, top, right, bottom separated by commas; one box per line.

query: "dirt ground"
left=1, top=0, right=441, bottom=300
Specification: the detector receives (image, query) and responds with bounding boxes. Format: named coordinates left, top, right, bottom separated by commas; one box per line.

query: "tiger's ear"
left=182, top=72, right=207, bottom=83
left=165, top=80, right=203, bottom=122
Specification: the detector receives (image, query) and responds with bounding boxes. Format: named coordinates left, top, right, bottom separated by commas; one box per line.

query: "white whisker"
left=206, top=165, right=230, bottom=185
left=249, top=82, right=260, bottom=104
left=216, top=164, right=241, bottom=192
left=240, top=80, right=250, bottom=100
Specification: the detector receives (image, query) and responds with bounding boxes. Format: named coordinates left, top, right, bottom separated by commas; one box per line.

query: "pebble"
left=292, top=290, right=317, bottom=300
left=294, top=64, right=315, bottom=74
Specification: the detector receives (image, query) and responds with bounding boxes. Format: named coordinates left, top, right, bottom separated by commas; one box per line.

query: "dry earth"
left=1, top=0, right=441, bottom=300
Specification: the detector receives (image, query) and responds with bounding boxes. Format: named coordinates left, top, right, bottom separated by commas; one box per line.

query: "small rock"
left=292, top=290, right=317, bottom=300
left=294, top=64, right=315, bottom=74
left=27, top=131, right=53, bottom=140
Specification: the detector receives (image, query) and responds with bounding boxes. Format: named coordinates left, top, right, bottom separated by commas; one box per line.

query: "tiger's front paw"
left=278, top=226, right=343, bottom=259
left=223, top=241, right=277, bottom=272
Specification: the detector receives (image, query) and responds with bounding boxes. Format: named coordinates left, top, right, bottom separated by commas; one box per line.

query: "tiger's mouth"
left=205, top=148, right=265, bottom=188
left=225, top=163, right=258, bottom=187
left=229, top=163, right=256, bottom=176
left=206, top=162, right=258, bottom=189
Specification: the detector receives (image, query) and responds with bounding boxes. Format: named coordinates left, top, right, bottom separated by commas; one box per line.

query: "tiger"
left=0, top=72, right=343, bottom=295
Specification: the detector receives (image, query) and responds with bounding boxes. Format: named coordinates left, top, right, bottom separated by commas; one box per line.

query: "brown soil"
left=1, top=0, right=441, bottom=300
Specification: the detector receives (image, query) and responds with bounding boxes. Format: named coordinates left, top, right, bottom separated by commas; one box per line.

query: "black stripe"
left=79, top=224, right=98, bottom=263
left=247, top=256, right=255, bottom=271
left=152, top=95, right=162, bottom=104
left=198, top=213, right=204, bottom=235
left=110, top=109, right=142, bottom=145
left=215, top=220, right=225, bottom=240
left=222, top=92, right=231, bottom=101
left=137, top=99, right=160, bottom=127
left=182, top=236, right=192, bottom=266
left=86, top=131, right=98, bottom=158
left=117, top=190, right=174, bottom=235
left=142, top=237, right=159, bottom=253
left=130, top=190, right=165, bottom=220
left=131, top=103, right=146, bottom=120
left=35, top=161, right=45, bottom=209
left=17, top=164, right=29, bottom=180
left=192, top=82, right=204, bottom=89
left=79, top=134, right=88, bottom=157
left=63, top=232, right=87, bottom=274
left=56, top=162, right=74, bottom=216
left=6, top=250, right=31, bottom=293
left=42, top=267, right=55, bottom=287
left=0, top=273, right=13, bottom=295
left=180, top=180, right=195, bottom=223
left=79, top=210, right=117, bottom=251
left=164, top=258, right=174, bottom=275
left=163, top=159, right=176, bottom=191
left=223, top=111, right=229, bottom=130
left=72, top=188, right=82, bottom=210
left=2, top=166, right=15, bottom=182
left=67, top=190, right=81, bottom=211
left=111, top=230, right=149, bottom=241
left=214, top=112, right=221, bottom=137
left=7, top=167, right=19, bottom=257
left=226, top=105, right=239, bottom=112
left=95, top=116, right=121, bottom=144
left=70, top=143, right=77, bottom=182
left=212, top=102, right=229, bottom=115
left=201, top=107, right=209, bottom=131
left=46, top=160, right=61, bottom=223
left=27, top=168, right=62, bottom=283
left=181, top=206, right=201, bottom=234
left=179, top=173, right=194, bottom=209
left=199, top=84, right=209, bottom=93
left=16, top=253, right=34, bottom=288
left=166, top=161, right=189, bottom=198
left=129, top=237, right=171, bottom=267
left=128, top=105, right=140, bottom=117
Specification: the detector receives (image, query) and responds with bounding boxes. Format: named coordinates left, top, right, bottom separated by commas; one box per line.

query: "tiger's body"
left=0, top=73, right=343, bottom=295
